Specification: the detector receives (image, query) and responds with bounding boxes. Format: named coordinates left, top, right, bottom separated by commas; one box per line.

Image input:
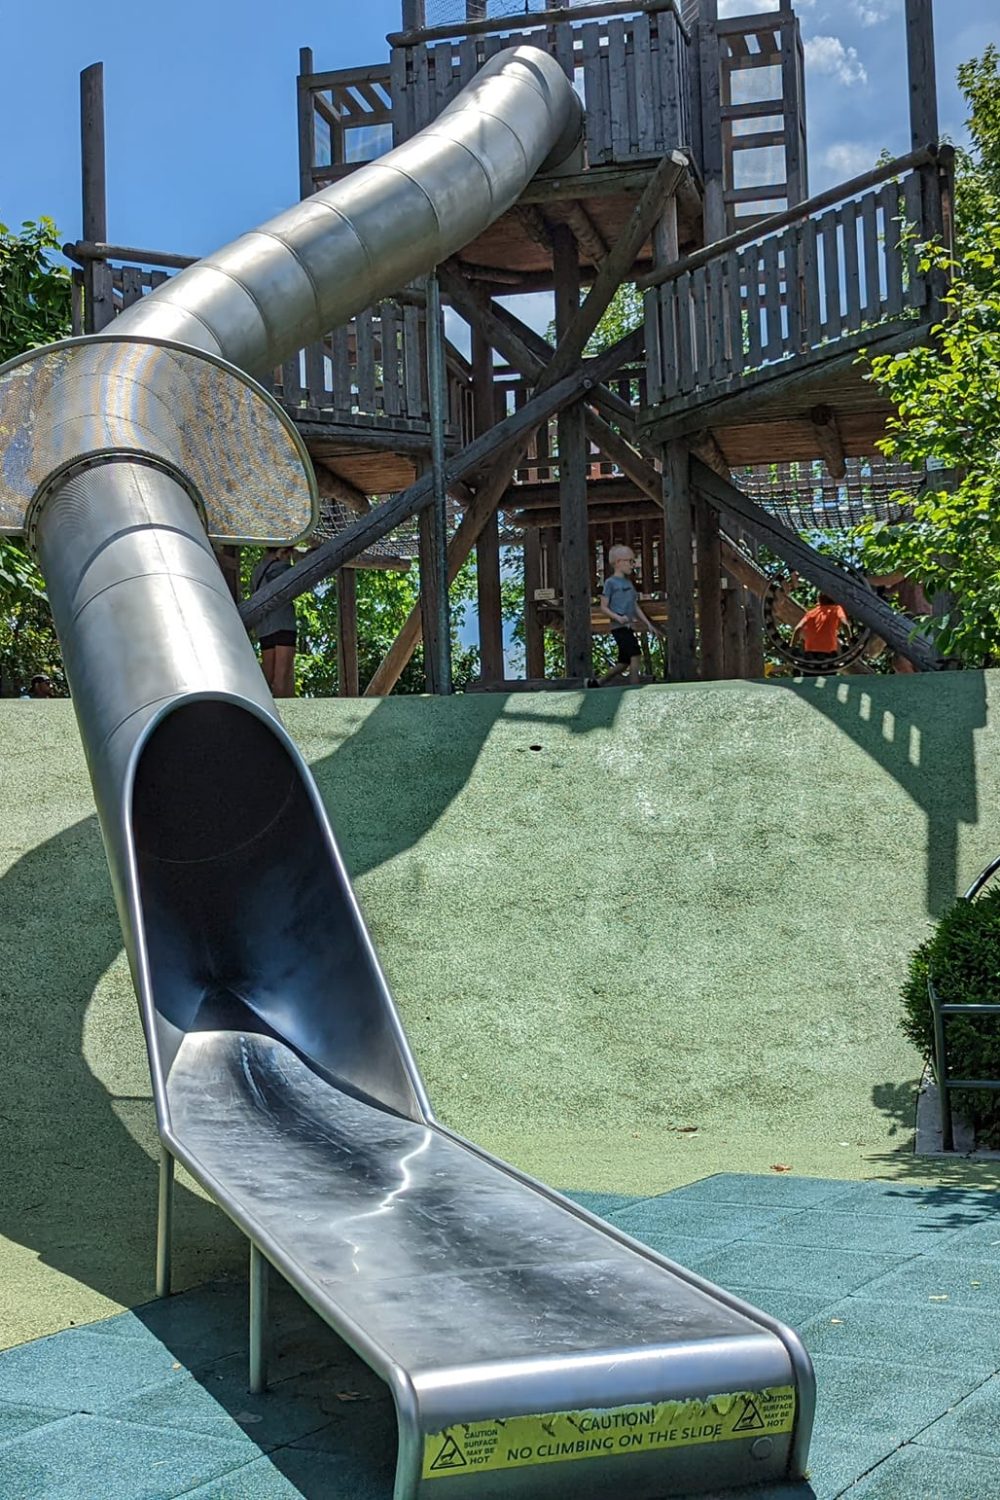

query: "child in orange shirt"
left=790, top=593, right=849, bottom=674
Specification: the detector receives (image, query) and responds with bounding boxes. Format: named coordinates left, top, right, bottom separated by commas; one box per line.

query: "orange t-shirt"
left=800, top=602, right=847, bottom=652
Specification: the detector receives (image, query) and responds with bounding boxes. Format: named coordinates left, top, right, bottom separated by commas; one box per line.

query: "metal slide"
left=0, top=47, right=813, bottom=1499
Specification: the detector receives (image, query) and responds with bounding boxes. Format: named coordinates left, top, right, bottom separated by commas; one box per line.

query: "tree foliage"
left=858, top=47, right=1000, bottom=665
left=0, top=220, right=71, bottom=694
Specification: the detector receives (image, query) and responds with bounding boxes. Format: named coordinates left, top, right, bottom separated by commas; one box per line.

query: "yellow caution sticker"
left=422, top=1385, right=796, bottom=1480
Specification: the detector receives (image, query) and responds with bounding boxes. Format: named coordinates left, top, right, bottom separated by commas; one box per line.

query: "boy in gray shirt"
left=593, top=544, right=664, bottom=685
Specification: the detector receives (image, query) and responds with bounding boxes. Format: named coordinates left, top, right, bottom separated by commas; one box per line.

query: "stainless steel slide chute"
left=0, top=44, right=814, bottom=1498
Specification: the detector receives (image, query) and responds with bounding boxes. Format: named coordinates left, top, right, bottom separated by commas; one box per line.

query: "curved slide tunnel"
left=2, top=46, right=813, bottom=1500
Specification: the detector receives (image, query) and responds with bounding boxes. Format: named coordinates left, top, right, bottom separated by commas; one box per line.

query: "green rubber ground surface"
left=2, top=671, right=999, bottom=1347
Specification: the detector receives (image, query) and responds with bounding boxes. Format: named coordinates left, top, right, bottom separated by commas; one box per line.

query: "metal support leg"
left=249, top=1242, right=269, bottom=1394
left=425, top=269, right=452, bottom=694
left=156, top=1146, right=174, bottom=1298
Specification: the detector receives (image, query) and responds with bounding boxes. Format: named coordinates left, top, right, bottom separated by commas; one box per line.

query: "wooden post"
left=337, top=566, right=360, bottom=696
left=663, top=441, right=698, bottom=680
left=698, top=2, right=726, bottom=241
left=80, top=63, right=114, bottom=333
left=780, top=6, right=807, bottom=205
left=215, top=546, right=241, bottom=603
left=721, top=575, right=746, bottom=678
left=742, top=535, right=765, bottom=676
left=402, top=0, right=425, bottom=29
left=472, top=327, right=504, bottom=681
left=905, top=0, right=938, bottom=150
left=552, top=225, right=592, bottom=681
left=694, top=499, right=723, bottom=679
left=523, top=528, right=546, bottom=680
left=418, top=498, right=445, bottom=694
left=297, top=47, right=315, bottom=201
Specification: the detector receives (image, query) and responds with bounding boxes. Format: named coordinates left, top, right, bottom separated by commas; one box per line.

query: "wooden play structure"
left=66, top=0, right=951, bottom=692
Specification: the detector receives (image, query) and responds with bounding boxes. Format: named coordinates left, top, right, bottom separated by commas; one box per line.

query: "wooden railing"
left=643, top=147, right=953, bottom=409
left=498, top=365, right=647, bottom=483
left=390, top=5, right=693, bottom=168
left=300, top=63, right=394, bottom=186
left=65, top=243, right=469, bottom=437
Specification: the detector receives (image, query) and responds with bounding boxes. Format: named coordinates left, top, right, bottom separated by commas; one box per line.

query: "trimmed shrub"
left=901, top=884, right=1000, bottom=1144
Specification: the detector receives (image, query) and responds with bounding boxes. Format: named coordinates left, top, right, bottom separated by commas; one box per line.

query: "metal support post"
left=249, top=1242, right=269, bottom=1394
left=156, top=1146, right=174, bottom=1298
left=425, top=271, right=452, bottom=693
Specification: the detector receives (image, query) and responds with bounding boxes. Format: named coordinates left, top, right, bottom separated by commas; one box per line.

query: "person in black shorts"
left=592, top=544, right=664, bottom=686
left=250, top=546, right=297, bottom=698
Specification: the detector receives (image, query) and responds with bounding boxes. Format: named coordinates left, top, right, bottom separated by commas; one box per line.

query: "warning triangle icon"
left=430, top=1434, right=468, bottom=1472
left=733, top=1396, right=766, bottom=1433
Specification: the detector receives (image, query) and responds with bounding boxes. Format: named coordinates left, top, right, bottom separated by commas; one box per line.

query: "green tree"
left=0, top=219, right=71, bottom=694
left=857, top=47, right=1000, bottom=665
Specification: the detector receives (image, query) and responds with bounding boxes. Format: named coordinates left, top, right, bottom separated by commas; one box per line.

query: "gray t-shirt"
left=251, top=554, right=297, bottom=638
left=603, top=573, right=638, bottom=626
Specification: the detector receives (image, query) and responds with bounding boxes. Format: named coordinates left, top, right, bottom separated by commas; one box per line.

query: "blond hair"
left=608, top=544, right=634, bottom=566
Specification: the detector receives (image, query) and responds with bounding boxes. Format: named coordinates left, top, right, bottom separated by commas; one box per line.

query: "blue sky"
left=2, top=1, right=997, bottom=256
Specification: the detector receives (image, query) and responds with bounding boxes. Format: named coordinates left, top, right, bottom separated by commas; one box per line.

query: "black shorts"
left=259, top=630, right=297, bottom=650
left=612, top=627, right=641, bottom=664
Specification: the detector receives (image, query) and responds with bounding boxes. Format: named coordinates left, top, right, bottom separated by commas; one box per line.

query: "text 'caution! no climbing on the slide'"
left=422, top=1386, right=796, bottom=1480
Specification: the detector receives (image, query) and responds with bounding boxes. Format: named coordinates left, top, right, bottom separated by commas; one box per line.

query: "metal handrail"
left=927, top=854, right=1000, bottom=1151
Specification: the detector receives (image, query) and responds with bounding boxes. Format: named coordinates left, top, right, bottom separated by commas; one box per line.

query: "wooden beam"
left=695, top=499, right=724, bottom=680
left=240, top=365, right=592, bottom=632
left=553, top=225, right=592, bottom=681
left=544, top=153, right=687, bottom=390
left=314, top=462, right=371, bottom=514
left=810, top=404, right=846, bottom=481
left=662, top=441, right=698, bottom=680
left=388, top=0, right=681, bottom=45
left=548, top=202, right=609, bottom=268
left=418, top=502, right=446, bottom=694
left=690, top=431, right=730, bottom=478
left=721, top=577, right=747, bottom=678
left=514, top=502, right=663, bottom=528
left=690, top=457, right=943, bottom=669
left=336, top=566, right=359, bottom=696
left=515, top=205, right=554, bottom=253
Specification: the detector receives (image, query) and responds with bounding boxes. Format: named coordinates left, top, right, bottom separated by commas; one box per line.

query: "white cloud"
left=850, top=0, right=899, bottom=25
left=821, top=141, right=879, bottom=179
left=804, top=35, right=869, bottom=87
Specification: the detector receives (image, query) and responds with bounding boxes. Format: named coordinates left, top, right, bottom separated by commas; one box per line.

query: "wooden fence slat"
left=725, top=247, right=743, bottom=372
left=331, top=324, right=352, bottom=414
left=380, top=302, right=402, bottom=416
left=403, top=303, right=426, bottom=417
left=413, top=46, right=431, bottom=134
left=761, top=234, right=783, bottom=360
left=661, top=282, right=679, bottom=397
left=389, top=44, right=408, bottom=143
left=581, top=25, right=606, bottom=165
left=607, top=20, right=630, bottom=161
left=625, top=25, right=640, bottom=155
left=902, top=169, right=926, bottom=310
left=632, top=12, right=656, bottom=155
left=860, top=189, right=881, bottom=319
left=676, top=271, right=695, bottom=392
left=431, top=40, right=454, bottom=113
left=779, top=229, right=798, bottom=353
left=707, top=258, right=727, bottom=381
left=800, top=217, right=822, bottom=346
left=644, top=289, right=662, bottom=403
left=881, top=180, right=905, bottom=317
left=743, top=246, right=763, bottom=368
left=819, top=206, right=842, bottom=338
left=459, top=35, right=479, bottom=93
left=304, top=340, right=326, bottom=405
left=841, top=198, right=862, bottom=332
left=691, top=264, right=710, bottom=381
left=553, top=20, right=575, bottom=80
left=282, top=354, right=303, bottom=408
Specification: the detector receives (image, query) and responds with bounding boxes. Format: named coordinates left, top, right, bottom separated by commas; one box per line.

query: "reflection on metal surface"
left=6, top=43, right=814, bottom=1498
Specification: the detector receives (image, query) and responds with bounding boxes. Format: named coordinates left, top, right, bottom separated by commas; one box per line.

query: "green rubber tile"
left=0, top=1399, right=63, bottom=1448
left=104, top=1353, right=333, bottom=1452
left=845, top=1443, right=1000, bottom=1498
left=913, top=1374, right=1000, bottom=1457
left=722, top=1287, right=839, bottom=1330
left=86, top=1282, right=249, bottom=1367
left=859, top=1255, right=1000, bottom=1308
left=821, top=1181, right=1000, bottom=1222
left=742, top=1208, right=963, bottom=1257
left=921, top=1216, right=1000, bottom=1262
left=668, top=1175, right=853, bottom=1209
left=800, top=1296, right=1000, bottom=1372
left=562, top=1190, right=642, bottom=1218
left=613, top=1199, right=791, bottom=1242
left=803, top=1429, right=899, bottom=1500
left=182, top=1448, right=391, bottom=1500
left=619, top=1231, right=746, bottom=1271
left=692, top=1242, right=909, bottom=1298
left=810, top=1355, right=983, bottom=1441
left=0, top=1328, right=183, bottom=1411
left=0, top=1413, right=251, bottom=1500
